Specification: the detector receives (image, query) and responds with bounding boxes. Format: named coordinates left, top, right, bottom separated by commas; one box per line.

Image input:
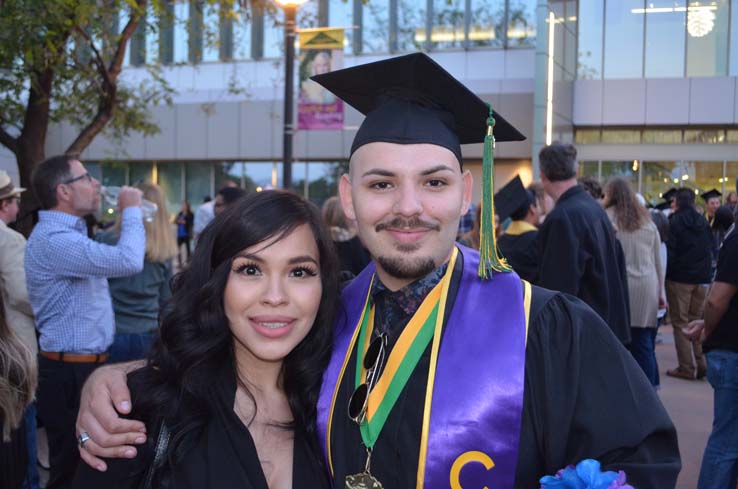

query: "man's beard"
left=376, top=254, right=437, bottom=280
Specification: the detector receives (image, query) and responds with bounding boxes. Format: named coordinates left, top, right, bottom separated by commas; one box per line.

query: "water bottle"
left=101, top=186, right=158, bottom=223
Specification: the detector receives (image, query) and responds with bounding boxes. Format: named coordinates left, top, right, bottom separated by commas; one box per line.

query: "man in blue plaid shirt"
left=25, top=155, right=146, bottom=489
left=457, top=201, right=476, bottom=239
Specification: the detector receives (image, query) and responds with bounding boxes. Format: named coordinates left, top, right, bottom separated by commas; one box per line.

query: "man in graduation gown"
left=74, top=54, right=680, bottom=488
left=494, top=175, right=539, bottom=283
left=536, top=143, right=631, bottom=345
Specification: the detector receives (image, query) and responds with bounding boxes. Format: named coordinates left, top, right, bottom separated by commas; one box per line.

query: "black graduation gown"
left=72, top=367, right=330, bottom=489
left=497, top=229, right=539, bottom=283
left=536, top=185, right=631, bottom=344
left=329, top=254, right=680, bottom=489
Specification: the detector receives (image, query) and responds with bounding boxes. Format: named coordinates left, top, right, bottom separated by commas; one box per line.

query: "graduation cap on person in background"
left=662, top=187, right=678, bottom=202
left=494, top=175, right=532, bottom=222
left=701, top=188, right=722, bottom=202
left=312, top=52, right=526, bottom=279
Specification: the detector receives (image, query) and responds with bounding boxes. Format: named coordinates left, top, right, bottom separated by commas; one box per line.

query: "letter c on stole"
left=449, top=451, right=495, bottom=489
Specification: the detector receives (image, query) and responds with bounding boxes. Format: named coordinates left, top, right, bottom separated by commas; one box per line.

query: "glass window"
left=173, top=1, right=189, bottom=63
left=289, top=162, right=309, bottom=196
left=726, top=162, right=738, bottom=194
left=120, top=9, right=131, bottom=67
left=684, top=129, right=726, bottom=143
left=604, top=0, right=644, bottom=78
left=430, top=0, right=465, bottom=49
left=726, top=130, right=738, bottom=143
left=468, top=0, right=505, bottom=48
left=304, top=161, right=347, bottom=205
left=232, top=3, right=252, bottom=59
left=644, top=0, right=686, bottom=77
left=99, top=161, right=128, bottom=187
left=328, top=0, right=353, bottom=53
left=130, top=162, right=154, bottom=184
left=578, top=0, right=603, bottom=79
left=214, top=162, right=243, bottom=190
left=185, top=162, right=213, bottom=214
left=397, top=0, right=426, bottom=51
left=578, top=161, right=599, bottom=178
left=145, top=4, right=160, bottom=65
left=507, top=0, right=537, bottom=47
left=641, top=161, right=678, bottom=204
left=364, top=0, right=390, bottom=52
left=264, top=9, right=284, bottom=58
left=245, top=161, right=281, bottom=189
left=691, top=161, right=725, bottom=200
left=686, top=0, right=729, bottom=76
left=575, top=129, right=601, bottom=144
left=728, top=0, right=738, bottom=76
left=601, top=161, right=637, bottom=186
left=298, top=0, right=320, bottom=28
left=157, top=162, right=183, bottom=222
left=202, top=2, right=220, bottom=62
left=642, top=130, right=683, bottom=144
left=601, top=130, right=641, bottom=144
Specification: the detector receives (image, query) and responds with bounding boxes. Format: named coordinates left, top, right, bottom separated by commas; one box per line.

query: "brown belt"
left=40, top=351, right=109, bottom=364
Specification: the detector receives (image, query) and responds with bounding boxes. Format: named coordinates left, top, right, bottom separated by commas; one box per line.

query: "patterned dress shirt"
left=370, top=263, right=448, bottom=337
left=25, top=208, right=145, bottom=354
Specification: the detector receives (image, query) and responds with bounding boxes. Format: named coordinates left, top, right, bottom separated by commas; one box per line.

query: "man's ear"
left=461, top=169, right=473, bottom=215
left=338, top=174, right=356, bottom=221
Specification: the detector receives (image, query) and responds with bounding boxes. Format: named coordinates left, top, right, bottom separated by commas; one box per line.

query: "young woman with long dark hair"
left=74, top=190, right=338, bottom=488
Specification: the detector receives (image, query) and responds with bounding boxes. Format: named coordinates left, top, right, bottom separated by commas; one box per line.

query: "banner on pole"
left=298, top=28, right=345, bottom=130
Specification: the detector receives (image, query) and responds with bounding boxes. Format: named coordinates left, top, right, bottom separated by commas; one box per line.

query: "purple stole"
left=316, top=245, right=528, bottom=488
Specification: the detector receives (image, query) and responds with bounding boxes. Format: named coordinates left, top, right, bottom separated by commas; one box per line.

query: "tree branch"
left=0, top=125, right=18, bottom=154
left=109, top=0, right=147, bottom=78
left=73, top=27, right=114, bottom=88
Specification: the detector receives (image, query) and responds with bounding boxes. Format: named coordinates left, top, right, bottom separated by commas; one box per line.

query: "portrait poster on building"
left=298, top=28, right=344, bottom=130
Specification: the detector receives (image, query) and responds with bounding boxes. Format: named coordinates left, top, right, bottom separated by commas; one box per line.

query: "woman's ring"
left=78, top=431, right=91, bottom=449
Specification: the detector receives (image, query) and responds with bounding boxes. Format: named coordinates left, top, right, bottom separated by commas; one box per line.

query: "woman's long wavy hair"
left=603, top=177, right=649, bottom=233
left=0, top=296, right=36, bottom=441
left=130, top=190, right=339, bottom=465
left=112, top=182, right=178, bottom=263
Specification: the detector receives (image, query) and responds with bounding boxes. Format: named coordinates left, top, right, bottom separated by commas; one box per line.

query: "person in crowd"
left=76, top=53, right=679, bottom=489
left=650, top=209, right=670, bottom=330
left=458, top=204, right=482, bottom=249
left=726, top=190, right=738, bottom=211
left=578, top=175, right=604, bottom=201
left=603, top=178, right=664, bottom=387
left=96, top=183, right=178, bottom=363
left=322, top=196, right=370, bottom=278
left=702, top=189, right=722, bottom=225
left=213, top=186, right=246, bottom=216
left=536, top=143, right=631, bottom=345
left=528, top=181, right=553, bottom=224
left=0, top=295, right=37, bottom=489
left=175, top=201, right=194, bottom=267
left=684, top=195, right=738, bottom=488
left=73, top=191, right=335, bottom=488
left=24, top=155, right=145, bottom=489
left=664, top=188, right=713, bottom=381
left=495, top=175, right=539, bottom=283
left=711, top=205, right=735, bottom=266
left=192, top=195, right=214, bottom=244
left=456, top=201, right=476, bottom=240
left=0, top=170, right=40, bottom=488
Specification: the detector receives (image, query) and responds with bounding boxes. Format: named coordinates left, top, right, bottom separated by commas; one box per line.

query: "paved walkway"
left=656, top=325, right=713, bottom=489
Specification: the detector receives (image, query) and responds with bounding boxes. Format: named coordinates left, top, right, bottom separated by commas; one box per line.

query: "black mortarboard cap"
left=701, top=188, right=722, bottom=201
left=661, top=188, right=678, bottom=201
left=311, top=53, right=526, bottom=163
left=494, top=176, right=529, bottom=221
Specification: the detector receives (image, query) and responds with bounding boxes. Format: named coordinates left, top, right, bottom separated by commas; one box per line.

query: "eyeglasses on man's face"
left=63, top=172, right=93, bottom=185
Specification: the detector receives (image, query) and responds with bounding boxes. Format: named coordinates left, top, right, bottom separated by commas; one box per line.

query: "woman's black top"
left=72, top=366, right=330, bottom=489
left=0, top=419, right=27, bottom=489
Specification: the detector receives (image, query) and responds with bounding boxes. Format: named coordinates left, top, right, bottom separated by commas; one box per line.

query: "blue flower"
left=539, top=459, right=633, bottom=489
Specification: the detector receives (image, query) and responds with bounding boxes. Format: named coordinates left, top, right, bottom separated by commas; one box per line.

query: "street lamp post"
left=275, top=0, right=309, bottom=190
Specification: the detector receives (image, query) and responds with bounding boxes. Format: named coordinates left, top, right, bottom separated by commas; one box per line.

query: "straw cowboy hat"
left=0, top=170, right=25, bottom=200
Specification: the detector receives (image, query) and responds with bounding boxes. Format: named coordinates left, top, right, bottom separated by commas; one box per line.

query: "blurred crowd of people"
left=0, top=143, right=736, bottom=488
